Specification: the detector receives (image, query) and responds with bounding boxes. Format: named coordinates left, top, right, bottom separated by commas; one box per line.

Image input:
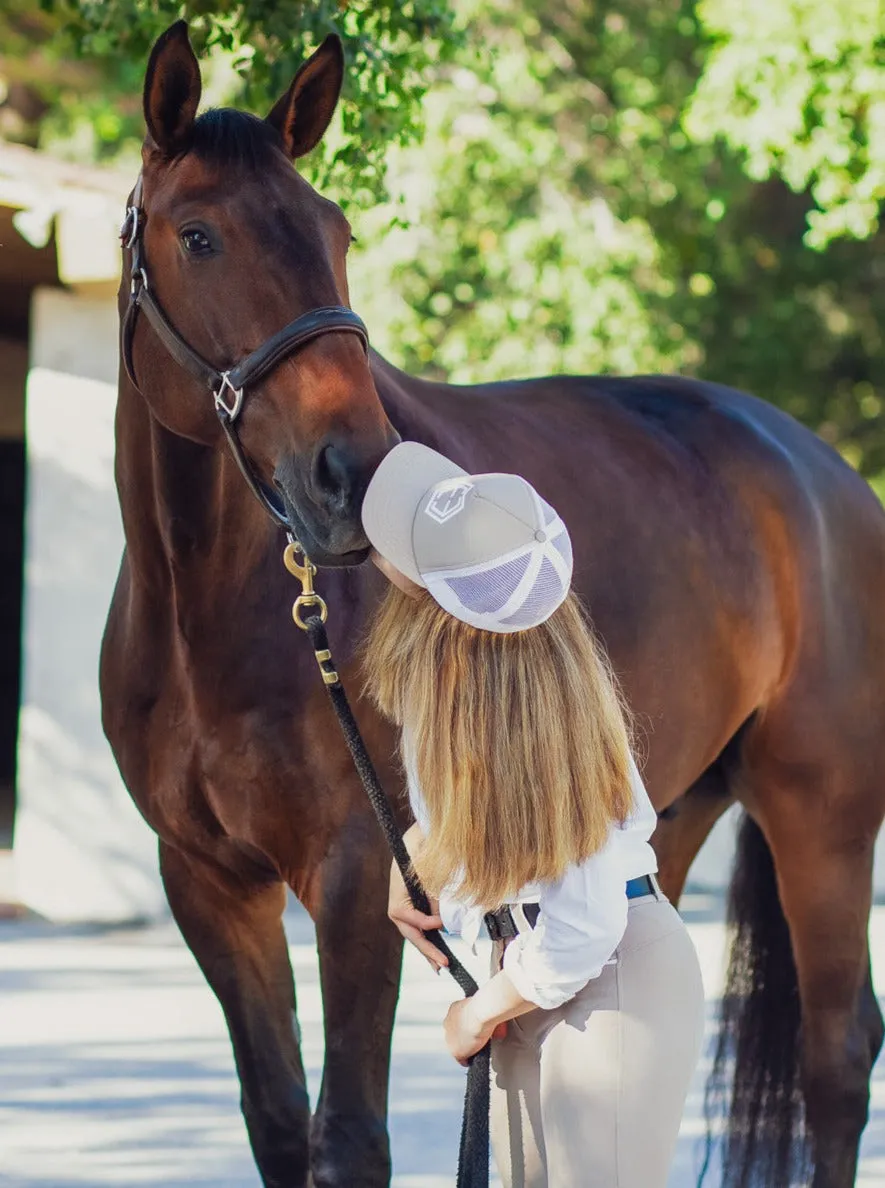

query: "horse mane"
left=190, top=108, right=282, bottom=169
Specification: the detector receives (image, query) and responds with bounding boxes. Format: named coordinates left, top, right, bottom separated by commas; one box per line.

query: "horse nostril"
left=313, top=440, right=357, bottom=511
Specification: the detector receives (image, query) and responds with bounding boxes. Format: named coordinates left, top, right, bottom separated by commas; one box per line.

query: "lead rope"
left=283, top=541, right=490, bottom=1188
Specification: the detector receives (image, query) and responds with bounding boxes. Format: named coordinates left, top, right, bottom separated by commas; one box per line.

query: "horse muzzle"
left=274, top=440, right=376, bottom=566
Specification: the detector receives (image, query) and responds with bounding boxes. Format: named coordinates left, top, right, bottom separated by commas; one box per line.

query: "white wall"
left=14, top=287, right=166, bottom=922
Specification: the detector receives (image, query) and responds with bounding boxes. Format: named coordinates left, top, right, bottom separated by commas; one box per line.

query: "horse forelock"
left=189, top=108, right=283, bottom=171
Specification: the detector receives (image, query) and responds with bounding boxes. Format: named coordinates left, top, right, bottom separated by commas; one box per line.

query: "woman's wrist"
left=461, top=997, right=495, bottom=1042
left=468, top=969, right=536, bottom=1030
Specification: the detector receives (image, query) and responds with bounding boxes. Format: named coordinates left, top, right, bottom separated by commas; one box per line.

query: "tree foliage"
left=5, top=0, right=885, bottom=472
left=0, top=1, right=138, bottom=151
left=687, top=0, right=885, bottom=248
left=6, top=0, right=460, bottom=200
left=348, top=0, right=885, bottom=474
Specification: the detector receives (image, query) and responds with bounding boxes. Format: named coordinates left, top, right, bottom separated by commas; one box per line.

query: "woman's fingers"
left=395, top=920, right=449, bottom=969
left=391, top=905, right=444, bottom=932
left=387, top=863, right=448, bottom=970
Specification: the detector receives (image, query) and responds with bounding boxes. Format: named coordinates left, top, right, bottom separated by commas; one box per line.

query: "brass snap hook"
left=293, top=593, right=328, bottom=630
left=283, top=541, right=329, bottom=630
left=283, top=540, right=314, bottom=589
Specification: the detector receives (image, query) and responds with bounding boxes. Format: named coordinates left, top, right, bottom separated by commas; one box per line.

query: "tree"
left=3, top=0, right=460, bottom=201
left=347, top=0, right=885, bottom=475
left=687, top=0, right=885, bottom=248
left=0, top=1, right=138, bottom=149
left=6, top=0, right=883, bottom=472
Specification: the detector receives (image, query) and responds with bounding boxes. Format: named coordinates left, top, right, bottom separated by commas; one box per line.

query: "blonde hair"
left=363, top=586, right=634, bottom=909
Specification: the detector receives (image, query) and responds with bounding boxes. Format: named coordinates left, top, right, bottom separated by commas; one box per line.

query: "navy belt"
left=484, top=874, right=658, bottom=942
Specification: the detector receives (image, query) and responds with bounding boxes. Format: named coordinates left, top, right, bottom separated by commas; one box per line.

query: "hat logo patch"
left=424, top=481, right=474, bottom=525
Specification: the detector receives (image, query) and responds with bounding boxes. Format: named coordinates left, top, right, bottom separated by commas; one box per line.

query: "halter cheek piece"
left=119, top=174, right=370, bottom=531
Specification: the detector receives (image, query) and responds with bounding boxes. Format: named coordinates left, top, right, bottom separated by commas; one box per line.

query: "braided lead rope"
left=302, top=612, right=490, bottom=1188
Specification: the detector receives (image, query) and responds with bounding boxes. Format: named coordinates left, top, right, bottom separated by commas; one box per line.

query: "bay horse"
left=100, top=20, right=885, bottom=1188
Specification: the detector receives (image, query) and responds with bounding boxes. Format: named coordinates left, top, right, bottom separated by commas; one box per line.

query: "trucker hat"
left=361, top=441, right=573, bottom=633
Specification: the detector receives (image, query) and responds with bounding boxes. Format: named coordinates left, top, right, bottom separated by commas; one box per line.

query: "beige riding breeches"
left=489, top=888, right=706, bottom=1188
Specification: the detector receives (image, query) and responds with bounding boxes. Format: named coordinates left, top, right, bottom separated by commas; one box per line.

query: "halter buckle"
left=130, top=267, right=148, bottom=296
left=120, top=205, right=140, bottom=249
left=214, top=372, right=244, bottom=421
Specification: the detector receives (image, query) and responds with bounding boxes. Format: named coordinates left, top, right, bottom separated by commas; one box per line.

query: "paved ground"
left=1, top=894, right=885, bottom=1187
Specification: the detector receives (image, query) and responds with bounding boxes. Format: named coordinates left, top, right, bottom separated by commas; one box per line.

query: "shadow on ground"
left=1, top=893, right=884, bottom=1186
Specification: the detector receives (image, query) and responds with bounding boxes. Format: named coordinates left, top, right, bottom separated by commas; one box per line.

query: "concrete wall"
left=14, top=287, right=166, bottom=922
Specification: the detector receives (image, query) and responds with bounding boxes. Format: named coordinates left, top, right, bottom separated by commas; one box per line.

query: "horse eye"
left=180, top=228, right=212, bottom=255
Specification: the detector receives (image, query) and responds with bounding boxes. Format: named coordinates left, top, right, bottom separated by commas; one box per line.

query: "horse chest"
left=112, top=649, right=327, bottom=831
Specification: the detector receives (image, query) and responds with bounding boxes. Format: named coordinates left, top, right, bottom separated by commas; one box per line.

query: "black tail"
left=701, top=814, right=811, bottom=1187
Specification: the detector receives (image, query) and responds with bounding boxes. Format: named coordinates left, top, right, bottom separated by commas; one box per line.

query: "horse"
left=100, top=20, right=885, bottom=1188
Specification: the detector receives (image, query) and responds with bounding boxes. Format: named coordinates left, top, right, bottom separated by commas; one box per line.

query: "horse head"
left=123, top=20, right=397, bottom=564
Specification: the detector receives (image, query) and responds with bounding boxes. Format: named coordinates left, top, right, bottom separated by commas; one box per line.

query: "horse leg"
left=760, top=781, right=884, bottom=1188
left=160, top=841, right=311, bottom=1188
left=309, top=810, right=403, bottom=1188
left=652, top=765, right=735, bottom=904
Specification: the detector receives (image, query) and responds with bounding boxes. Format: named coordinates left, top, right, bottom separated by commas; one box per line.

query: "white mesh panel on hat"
left=443, top=551, right=531, bottom=616
left=499, top=556, right=564, bottom=629
left=427, top=544, right=569, bottom=632
left=550, top=528, right=573, bottom=572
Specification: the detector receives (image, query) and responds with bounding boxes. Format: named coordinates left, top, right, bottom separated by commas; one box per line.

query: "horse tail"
left=701, top=813, right=811, bottom=1187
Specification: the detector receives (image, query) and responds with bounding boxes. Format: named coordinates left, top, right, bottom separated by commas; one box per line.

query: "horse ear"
left=266, top=35, right=344, bottom=160
left=143, top=20, right=201, bottom=157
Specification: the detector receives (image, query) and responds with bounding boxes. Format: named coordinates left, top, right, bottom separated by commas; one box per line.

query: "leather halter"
left=119, top=174, right=370, bottom=531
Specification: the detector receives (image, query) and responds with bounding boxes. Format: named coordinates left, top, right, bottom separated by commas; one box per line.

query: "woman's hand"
left=443, top=999, right=506, bottom=1066
left=443, top=968, right=536, bottom=1064
left=388, top=824, right=447, bottom=971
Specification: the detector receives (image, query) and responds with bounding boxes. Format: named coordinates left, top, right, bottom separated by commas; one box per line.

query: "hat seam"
left=419, top=538, right=539, bottom=580
left=470, top=488, right=539, bottom=535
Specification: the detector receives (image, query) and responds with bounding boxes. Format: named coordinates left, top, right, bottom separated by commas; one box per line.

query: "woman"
left=361, top=441, right=705, bottom=1188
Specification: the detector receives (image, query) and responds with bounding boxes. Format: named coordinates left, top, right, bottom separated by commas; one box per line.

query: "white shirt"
left=403, top=738, right=659, bottom=1010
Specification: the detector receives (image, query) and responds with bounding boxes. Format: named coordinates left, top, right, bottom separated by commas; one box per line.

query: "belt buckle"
left=484, top=906, right=518, bottom=942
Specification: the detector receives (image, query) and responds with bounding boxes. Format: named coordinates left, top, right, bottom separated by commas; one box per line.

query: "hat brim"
left=361, top=441, right=469, bottom=586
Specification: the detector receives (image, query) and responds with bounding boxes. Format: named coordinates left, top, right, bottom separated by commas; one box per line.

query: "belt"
left=484, top=873, right=658, bottom=942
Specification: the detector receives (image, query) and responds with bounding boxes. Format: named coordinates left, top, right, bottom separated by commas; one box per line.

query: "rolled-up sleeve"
left=439, top=889, right=467, bottom=935
left=439, top=888, right=485, bottom=949
left=502, top=837, right=629, bottom=1010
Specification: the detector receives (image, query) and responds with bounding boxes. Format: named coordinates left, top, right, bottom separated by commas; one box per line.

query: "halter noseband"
left=119, top=174, right=370, bottom=531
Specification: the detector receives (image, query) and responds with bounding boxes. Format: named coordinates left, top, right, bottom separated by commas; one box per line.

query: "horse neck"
left=368, top=355, right=453, bottom=446
left=114, top=379, right=276, bottom=606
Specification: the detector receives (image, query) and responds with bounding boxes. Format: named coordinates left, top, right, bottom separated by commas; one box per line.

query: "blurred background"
left=0, top=1, right=884, bottom=1182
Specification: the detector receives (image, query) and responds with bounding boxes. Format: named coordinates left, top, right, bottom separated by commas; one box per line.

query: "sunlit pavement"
left=1, top=895, right=884, bottom=1187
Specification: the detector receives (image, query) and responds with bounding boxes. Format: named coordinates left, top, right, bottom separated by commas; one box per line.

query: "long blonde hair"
left=363, top=585, right=634, bottom=908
